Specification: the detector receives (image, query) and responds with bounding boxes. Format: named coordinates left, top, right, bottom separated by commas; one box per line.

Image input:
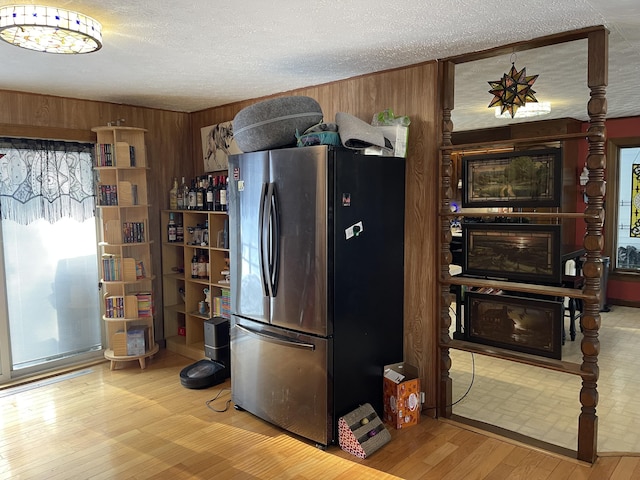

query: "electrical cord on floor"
left=206, top=387, right=232, bottom=412
left=423, top=351, right=475, bottom=412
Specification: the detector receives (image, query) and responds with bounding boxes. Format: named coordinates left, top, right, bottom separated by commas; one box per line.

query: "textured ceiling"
left=0, top=1, right=639, bottom=131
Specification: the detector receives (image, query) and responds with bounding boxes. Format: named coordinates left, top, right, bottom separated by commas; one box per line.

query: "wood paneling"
left=190, top=62, right=441, bottom=413
left=0, top=61, right=442, bottom=415
left=0, top=90, right=192, bottom=341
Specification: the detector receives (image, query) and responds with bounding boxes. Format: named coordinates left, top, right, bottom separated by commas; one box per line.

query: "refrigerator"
left=228, top=145, right=405, bottom=447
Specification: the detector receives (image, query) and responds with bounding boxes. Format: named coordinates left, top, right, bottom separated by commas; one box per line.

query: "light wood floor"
left=1, top=350, right=639, bottom=480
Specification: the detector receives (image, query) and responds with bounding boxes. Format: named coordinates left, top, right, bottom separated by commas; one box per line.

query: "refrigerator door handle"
left=258, top=182, right=269, bottom=297
left=235, top=324, right=315, bottom=351
left=267, top=182, right=280, bottom=297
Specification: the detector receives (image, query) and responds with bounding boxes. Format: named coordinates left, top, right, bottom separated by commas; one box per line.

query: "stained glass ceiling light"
left=0, top=5, right=102, bottom=54
left=488, top=61, right=539, bottom=118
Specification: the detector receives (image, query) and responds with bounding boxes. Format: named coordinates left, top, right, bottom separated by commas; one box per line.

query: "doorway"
left=0, top=218, right=102, bottom=381
left=0, top=138, right=103, bottom=383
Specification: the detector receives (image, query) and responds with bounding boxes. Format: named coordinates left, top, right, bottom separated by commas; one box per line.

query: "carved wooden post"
left=578, top=28, right=608, bottom=464
left=439, top=61, right=455, bottom=417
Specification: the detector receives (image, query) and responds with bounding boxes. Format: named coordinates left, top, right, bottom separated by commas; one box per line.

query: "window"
left=605, top=139, right=640, bottom=273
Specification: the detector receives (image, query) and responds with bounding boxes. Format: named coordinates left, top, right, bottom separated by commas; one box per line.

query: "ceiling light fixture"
left=0, top=4, right=102, bottom=54
left=494, top=101, right=551, bottom=119
left=488, top=56, right=539, bottom=118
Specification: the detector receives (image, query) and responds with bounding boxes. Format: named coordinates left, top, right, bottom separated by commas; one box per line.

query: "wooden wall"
left=0, top=89, right=193, bottom=341
left=0, top=60, right=442, bottom=411
left=190, top=62, right=442, bottom=412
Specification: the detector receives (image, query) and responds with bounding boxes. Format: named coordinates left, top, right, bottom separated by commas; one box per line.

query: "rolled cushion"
left=233, top=96, right=324, bottom=152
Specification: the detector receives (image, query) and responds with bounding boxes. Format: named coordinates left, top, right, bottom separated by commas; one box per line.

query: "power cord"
left=206, top=387, right=232, bottom=412
left=423, top=351, right=475, bottom=412
left=450, top=352, right=475, bottom=407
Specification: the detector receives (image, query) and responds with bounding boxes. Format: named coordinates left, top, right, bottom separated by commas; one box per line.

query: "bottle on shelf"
left=214, top=175, right=221, bottom=211
left=197, top=250, right=208, bottom=279
left=196, top=177, right=205, bottom=211
left=176, top=176, right=185, bottom=210
left=219, top=176, right=228, bottom=212
left=188, top=179, right=197, bottom=210
left=203, top=219, right=209, bottom=246
left=180, top=176, right=189, bottom=210
left=167, top=212, right=177, bottom=242
left=191, top=250, right=199, bottom=279
left=176, top=214, right=184, bottom=243
left=169, top=177, right=178, bottom=210
left=206, top=175, right=215, bottom=211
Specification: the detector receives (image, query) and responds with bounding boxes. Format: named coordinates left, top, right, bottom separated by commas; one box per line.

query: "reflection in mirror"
left=451, top=40, right=589, bottom=132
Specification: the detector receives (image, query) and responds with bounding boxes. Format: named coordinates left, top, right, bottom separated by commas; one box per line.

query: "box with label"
left=383, top=362, right=421, bottom=429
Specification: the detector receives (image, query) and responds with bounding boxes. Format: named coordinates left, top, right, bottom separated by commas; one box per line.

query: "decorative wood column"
left=438, top=61, right=455, bottom=417
left=577, top=28, right=609, bottom=464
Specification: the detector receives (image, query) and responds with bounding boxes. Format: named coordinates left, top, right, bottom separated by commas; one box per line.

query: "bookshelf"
left=92, top=125, right=159, bottom=369
left=161, top=209, right=230, bottom=360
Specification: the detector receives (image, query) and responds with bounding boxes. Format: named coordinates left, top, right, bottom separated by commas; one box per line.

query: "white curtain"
left=0, top=138, right=94, bottom=225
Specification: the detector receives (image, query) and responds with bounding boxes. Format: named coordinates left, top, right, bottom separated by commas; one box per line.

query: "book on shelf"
left=122, top=221, right=145, bottom=243
left=129, top=145, right=136, bottom=166
left=98, top=184, right=118, bottom=206
left=136, top=292, right=153, bottom=317
left=135, top=260, right=145, bottom=279
left=105, top=296, right=125, bottom=318
left=131, top=184, right=138, bottom=205
left=221, top=287, right=231, bottom=318
left=95, top=143, right=114, bottom=167
left=102, top=253, right=122, bottom=282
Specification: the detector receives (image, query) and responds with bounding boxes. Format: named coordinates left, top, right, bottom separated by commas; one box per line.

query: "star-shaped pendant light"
left=488, top=62, right=539, bottom=118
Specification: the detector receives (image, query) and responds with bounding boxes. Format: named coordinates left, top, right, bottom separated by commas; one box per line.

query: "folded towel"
left=335, top=112, right=393, bottom=152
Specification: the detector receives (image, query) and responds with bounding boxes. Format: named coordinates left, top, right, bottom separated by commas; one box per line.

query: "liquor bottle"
left=214, top=175, right=222, bottom=211
left=180, top=176, right=189, bottom=210
left=206, top=175, right=215, bottom=211
left=188, top=179, right=197, bottom=210
left=197, top=250, right=208, bottom=279
left=176, top=214, right=184, bottom=243
left=219, top=176, right=228, bottom=212
left=169, top=177, right=178, bottom=210
left=202, top=219, right=209, bottom=246
left=167, top=212, right=177, bottom=242
left=176, top=176, right=185, bottom=209
left=196, top=177, right=205, bottom=211
left=191, top=250, right=199, bottom=278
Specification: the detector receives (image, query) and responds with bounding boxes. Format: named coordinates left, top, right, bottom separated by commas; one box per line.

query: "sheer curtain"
left=0, top=138, right=94, bottom=224
left=0, top=138, right=101, bottom=372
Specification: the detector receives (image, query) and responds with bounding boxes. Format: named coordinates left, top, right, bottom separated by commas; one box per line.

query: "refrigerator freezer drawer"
left=230, top=317, right=331, bottom=446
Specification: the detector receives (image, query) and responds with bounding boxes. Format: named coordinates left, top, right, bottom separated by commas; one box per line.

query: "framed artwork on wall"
left=462, top=147, right=562, bottom=208
left=464, top=292, right=563, bottom=360
left=201, top=121, right=242, bottom=172
left=462, top=223, right=562, bottom=284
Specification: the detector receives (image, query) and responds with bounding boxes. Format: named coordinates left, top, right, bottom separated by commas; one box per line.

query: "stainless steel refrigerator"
left=228, top=145, right=405, bottom=447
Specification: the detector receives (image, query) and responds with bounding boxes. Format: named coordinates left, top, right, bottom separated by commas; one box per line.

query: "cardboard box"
left=383, top=362, right=421, bottom=429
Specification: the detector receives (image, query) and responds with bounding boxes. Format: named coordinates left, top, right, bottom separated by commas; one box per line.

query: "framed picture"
left=201, top=121, right=242, bottom=172
left=462, top=223, right=562, bottom=284
left=462, top=147, right=562, bottom=208
left=464, top=292, right=563, bottom=359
